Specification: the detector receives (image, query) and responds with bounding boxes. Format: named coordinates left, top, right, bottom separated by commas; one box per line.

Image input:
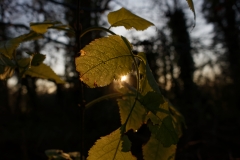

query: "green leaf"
left=121, top=135, right=131, bottom=152
left=87, top=129, right=136, bottom=160
left=117, top=96, right=146, bottom=131
left=30, top=21, right=59, bottom=34
left=140, top=91, right=166, bottom=114
left=17, top=53, right=45, bottom=68
left=137, top=53, right=160, bottom=95
left=186, top=0, right=196, bottom=21
left=31, top=53, right=46, bottom=66
left=148, top=116, right=178, bottom=147
left=17, top=58, right=30, bottom=68
left=144, top=102, right=170, bottom=125
left=0, top=31, right=42, bottom=58
left=21, top=63, right=65, bottom=84
left=108, top=7, right=154, bottom=31
left=75, top=35, right=133, bottom=88
left=143, top=136, right=176, bottom=160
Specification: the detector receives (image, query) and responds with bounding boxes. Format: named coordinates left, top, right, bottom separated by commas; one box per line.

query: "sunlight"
left=121, top=75, right=127, bottom=81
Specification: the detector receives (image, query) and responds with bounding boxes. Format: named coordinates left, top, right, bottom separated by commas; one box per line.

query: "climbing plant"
left=0, top=1, right=195, bottom=159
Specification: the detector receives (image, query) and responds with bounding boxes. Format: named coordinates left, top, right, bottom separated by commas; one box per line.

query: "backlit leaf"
left=75, top=35, right=133, bottom=88
left=87, top=129, right=136, bottom=160
left=21, top=63, right=64, bottom=84
left=30, top=21, right=59, bottom=34
left=117, top=96, right=146, bottom=131
left=143, top=136, right=176, bottom=160
left=108, top=8, right=154, bottom=31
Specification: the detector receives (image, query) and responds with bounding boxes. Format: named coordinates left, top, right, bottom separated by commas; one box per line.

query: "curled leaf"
left=108, top=7, right=154, bottom=31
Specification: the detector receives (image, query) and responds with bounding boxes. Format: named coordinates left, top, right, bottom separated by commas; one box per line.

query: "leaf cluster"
left=75, top=7, right=187, bottom=160
left=0, top=21, right=73, bottom=83
left=0, top=1, right=195, bottom=159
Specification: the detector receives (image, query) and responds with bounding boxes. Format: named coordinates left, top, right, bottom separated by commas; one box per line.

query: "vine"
left=0, top=1, right=195, bottom=159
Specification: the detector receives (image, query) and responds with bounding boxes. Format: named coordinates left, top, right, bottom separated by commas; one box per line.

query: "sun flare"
left=121, top=75, right=127, bottom=81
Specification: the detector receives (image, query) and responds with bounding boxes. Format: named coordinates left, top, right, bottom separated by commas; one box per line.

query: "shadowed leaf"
left=148, top=116, right=178, bottom=147
left=121, top=135, right=131, bottom=152
left=31, top=53, right=46, bottom=66
left=143, top=136, right=176, bottom=160
left=140, top=91, right=165, bottom=114
left=0, top=31, right=42, bottom=58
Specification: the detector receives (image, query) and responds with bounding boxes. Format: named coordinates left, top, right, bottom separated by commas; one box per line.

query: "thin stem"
left=85, top=93, right=123, bottom=109
left=113, top=138, right=121, bottom=159
left=112, top=36, right=141, bottom=160
left=76, top=0, right=85, bottom=160
left=80, top=26, right=116, bottom=38
left=120, top=36, right=140, bottom=131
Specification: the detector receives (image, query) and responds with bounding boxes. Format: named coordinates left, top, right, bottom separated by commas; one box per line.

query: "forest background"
left=0, top=0, right=240, bottom=159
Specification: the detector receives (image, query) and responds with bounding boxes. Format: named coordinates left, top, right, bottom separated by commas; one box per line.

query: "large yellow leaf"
left=108, top=8, right=154, bottom=31
left=75, top=35, right=133, bottom=88
left=87, top=129, right=136, bottom=160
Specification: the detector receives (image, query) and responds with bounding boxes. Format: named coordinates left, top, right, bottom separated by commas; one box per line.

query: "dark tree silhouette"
left=202, top=0, right=240, bottom=107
